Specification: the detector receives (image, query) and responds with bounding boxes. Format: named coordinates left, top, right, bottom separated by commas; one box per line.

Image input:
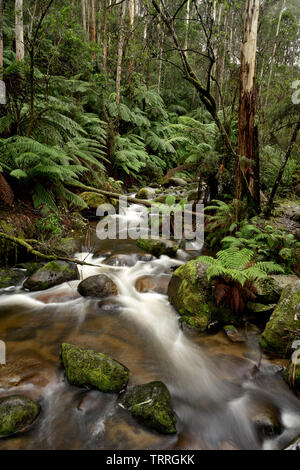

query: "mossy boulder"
left=23, top=261, right=79, bottom=291
left=162, top=177, right=186, bottom=188
left=61, top=343, right=129, bottom=393
left=136, top=238, right=179, bottom=258
left=136, top=187, right=157, bottom=200
left=0, top=395, right=40, bottom=438
left=0, top=268, right=25, bottom=289
left=168, top=261, right=234, bottom=331
left=120, top=381, right=177, bottom=434
left=78, top=274, right=118, bottom=298
left=254, top=275, right=298, bottom=305
left=79, top=192, right=107, bottom=209
left=260, top=280, right=300, bottom=356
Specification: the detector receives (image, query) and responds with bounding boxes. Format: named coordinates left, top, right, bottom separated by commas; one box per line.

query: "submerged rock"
left=23, top=261, right=79, bottom=291
left=61, top=343, right=129, bottom=393
left=135, top=275, right=171, bottom=295
left=247, top=398, right=282, bottom=439
left=168, top=260, right=233, bottom=331
left=260, top=280, right=300, bottom=356
left=103, top=254, right=154, bottom=267
left=0, top=268, right=25, bottom=289
left=78, top=274, right=118, bottom=298
left=223, top=325, right=246, bottom=343
left=120, top=381, right=177, bottom=434
left=0, top=395, right=40, bottom=438
left=136, top=238, right=179, bottom=258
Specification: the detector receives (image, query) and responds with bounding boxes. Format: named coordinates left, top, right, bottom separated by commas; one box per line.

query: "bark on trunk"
left=81, top=0, right=87, bottom=37
left=115, top=0, right=127, bottom=127
left=236, top=0, right=260, bottom=204
left=0, top=0, right=3, bottom=79
left=15, top=0, right=24, bottom=61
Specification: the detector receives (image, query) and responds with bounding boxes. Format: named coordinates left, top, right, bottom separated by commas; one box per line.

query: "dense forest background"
left=0, top=0, right=299, bottom=253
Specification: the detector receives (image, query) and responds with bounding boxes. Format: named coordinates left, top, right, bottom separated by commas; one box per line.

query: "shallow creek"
left=0, top=204, right=300, bottom=450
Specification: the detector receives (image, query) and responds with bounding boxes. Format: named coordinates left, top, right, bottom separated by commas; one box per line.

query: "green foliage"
left=221, top=222, right=300, bottom=272
left=198, top=247, right=284, bottom=287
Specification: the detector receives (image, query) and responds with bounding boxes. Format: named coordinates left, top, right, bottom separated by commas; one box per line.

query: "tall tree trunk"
left=128, top=0, right=135, bottom=90
left=265, top=122, right=300, bottom=217
left=97, top=0, right=101, bottom=45
left=264, top=0, right=286, bottom=111
left=115, top=0, right=127, bottom=127
left=102, top=0, right=108, bottom=75
left=91, top=0, right=96, bottom=43
left=157, top=22, right=164, bottom=94
left=81, top=0, right=87, bottom=38
left=184, top=0, right=190, bottom=57
left=236, top=0, right=260, bottom=205
left=0, top=0, right=3, bottom=80
left=15, top=0, right=24, bottom=61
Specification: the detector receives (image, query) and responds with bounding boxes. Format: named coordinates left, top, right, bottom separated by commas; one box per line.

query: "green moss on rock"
left=120, top=381, right=177, bottom=434
left=260, top=280, right=300, bottom=357
left=79, top=192, right=107, bottom=209
left=168, top=261, right=233, bottom=332
left=0, top=395, right=40, bottom=437
left=61, top=343, right=129, bottom=393
left=0, top=268, right=25, bottom=289
left=136, top=188, right=157, bottom=200
left=23, top=261, right=79, bottom=291
left=136, top=238, right=178, bottom=258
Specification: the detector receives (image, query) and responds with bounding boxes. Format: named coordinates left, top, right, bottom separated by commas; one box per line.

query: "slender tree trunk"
left=15, top=0, right=24, bottom=61
left=184, top=0, right=190, bottom=57
left=116, top=0, right=127, bottom=112
left=81, top=0, right=87, bottom=38
left=87, top=0, right=90, bottom=40
left=97, top=0, right=101, bottom=45
left=128, top=0, right=134, bottom=71
left=265, top=122, right=300, bottom=217
left=0, top=0, right=3, bottom=80
left=236, top=0, right=260, bottom=205
left=103, top=0, right=108, bottom=75
left=264, top=0, right=286, bottom=110
left=157, top=22, right=164, bottom=94
left=91, top=0, right=96, bottom=43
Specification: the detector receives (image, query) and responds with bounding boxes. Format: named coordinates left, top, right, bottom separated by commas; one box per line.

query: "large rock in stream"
left=120, top=381, right=177, bottom=434
left=78, top=274, right=118, bottom=298
left=260, top=280, right=300, bottom=356
left=0, top=268, right=25, bottom=289
left=0, top=395, right=40, bottom=438
left=168, top=260, right=234, bottom=331
left=61, top=343, right=129, bottom=393
left=136, top=238, right=179, bottom=258
left=23, top=261, right=79, bottom=291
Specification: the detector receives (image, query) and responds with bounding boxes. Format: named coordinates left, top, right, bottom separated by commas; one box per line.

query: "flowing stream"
left=0, top=203, right=300, bottom=450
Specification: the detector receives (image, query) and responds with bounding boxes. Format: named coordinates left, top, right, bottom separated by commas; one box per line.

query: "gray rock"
left=23, top=261, right=79, bottom=291
left=78, top=274, right=118, bottom=298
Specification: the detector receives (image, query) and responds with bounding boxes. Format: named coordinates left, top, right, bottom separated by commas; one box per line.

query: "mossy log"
left=0, top=232, right=103, bottom=269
